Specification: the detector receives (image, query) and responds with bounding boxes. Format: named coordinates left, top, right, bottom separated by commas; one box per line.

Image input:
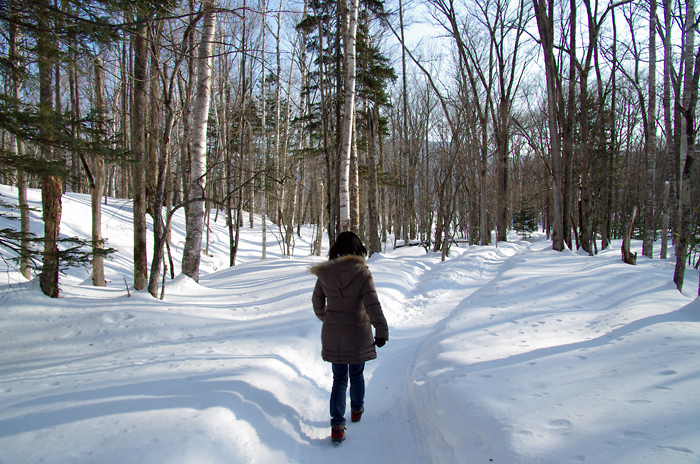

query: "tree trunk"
left=660, top=0, right=674, bottom=259
left=37, top=4, right=61, bottom=298
left=338, top=0, right=359, bottom=232
left=132, top=18, right=149, bottom=291
left=350, top=108, right=360, bottom=234
left=579, top=75, right=593, bottom=255
left=367, top=106, right=382, bottom=255
left=231, top=0, right=247, bottom=266
left=533, top=0, right=564, bottom=251
left=120, top=14, right=130, bottom=199
left=260, top=0, right=268, bottom=260
left=182, top=2, right=216, bottom=282
left=602, top=7, right=619, bottom=250
left=642, top=0, right=657, bottom=259
left=313, top=6, right=335, bottom=244
left=9, top=13, right=31, bottom=280
left=673, top=0, right=699, bottom=292
left=92, top=58, right=106, bottom=286
left=622, top=206, right=638, bottom=265
left=273, top=1, right=283, bottom=226
left=148, top=53, right=179, bottom=296
left=399, top=0, right=415, bottom=241
left=660, top=181, right=670, bottom=259
left=496, top=103, right=508, bottom=243
left=562, top=0, right=576, bottom=251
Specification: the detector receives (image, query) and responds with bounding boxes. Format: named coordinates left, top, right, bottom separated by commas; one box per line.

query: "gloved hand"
left=373, top=337, right=386, bottom=348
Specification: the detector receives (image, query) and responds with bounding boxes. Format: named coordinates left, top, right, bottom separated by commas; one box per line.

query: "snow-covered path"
left=364, top=242, right=527, bottom=462
left=1, top=185, right=699, bottom=463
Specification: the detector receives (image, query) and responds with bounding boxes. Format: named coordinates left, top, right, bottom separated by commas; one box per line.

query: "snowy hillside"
left=1, top=184, right=698, bottom=464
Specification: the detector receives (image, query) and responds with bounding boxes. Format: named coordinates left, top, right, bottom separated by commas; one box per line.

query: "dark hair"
left=328, top=231, right=367, bottom=260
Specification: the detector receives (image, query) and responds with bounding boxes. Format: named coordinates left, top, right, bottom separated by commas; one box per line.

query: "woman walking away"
left=310, top=231, right=389, bottom=443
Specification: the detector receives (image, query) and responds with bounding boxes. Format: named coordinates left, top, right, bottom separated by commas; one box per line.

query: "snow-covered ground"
left=1, top=184, right=698, bottom=464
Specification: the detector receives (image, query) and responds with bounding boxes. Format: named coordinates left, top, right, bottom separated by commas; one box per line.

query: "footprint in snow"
left=655, top=445, right=694, bottom=454
left=623, top=430, right=653, bottom=440
left=549, top=419, right=572, bottom=428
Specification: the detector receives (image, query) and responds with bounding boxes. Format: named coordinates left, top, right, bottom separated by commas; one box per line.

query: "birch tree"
left=338, top=0, right=359, bottom=232
left=182, top=1, right=216, bottom=282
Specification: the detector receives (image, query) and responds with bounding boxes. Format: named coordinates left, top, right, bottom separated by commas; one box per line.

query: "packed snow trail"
left=362, top=241, right=527, bottom=463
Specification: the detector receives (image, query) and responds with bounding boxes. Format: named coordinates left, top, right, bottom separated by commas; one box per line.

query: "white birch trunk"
left=182, top=3, right=216, bottom=282
left=261, top=0, right=268, bottom=260
left=273, top=0, right=283, bottom=225
left=338, top=0, right=359, bottom=232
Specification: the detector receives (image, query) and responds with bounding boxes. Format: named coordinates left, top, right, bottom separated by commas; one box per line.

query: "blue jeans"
left=330, top=363, right=365, bottom=426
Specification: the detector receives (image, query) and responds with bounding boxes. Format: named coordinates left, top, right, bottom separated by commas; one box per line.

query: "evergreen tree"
left=512, top=200, right=538, bottom=240
left=0, top=0, right=173, bottom=296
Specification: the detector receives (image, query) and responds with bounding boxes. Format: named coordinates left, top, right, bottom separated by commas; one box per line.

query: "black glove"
left=373, top=337, right=386, bottom=348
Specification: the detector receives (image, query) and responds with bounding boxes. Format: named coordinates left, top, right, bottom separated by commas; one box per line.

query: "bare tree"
left=131, top=15, right=149, bottom=291
left=533, top=0, right=564, bottom=251
left=673, top=0, right=700, bottom=292
left=91, top=58, right=106, bottom=286
left=182, top=1, right=217, bottom=282
left=642, top=0, right=657, bottom=259
left=659, top=0, right=674, bottom=259
left=9, top=8, right=31, bottom=279
left=147, top=12, right=202, bottom=297
left=338, top=0, right=359, bottom=232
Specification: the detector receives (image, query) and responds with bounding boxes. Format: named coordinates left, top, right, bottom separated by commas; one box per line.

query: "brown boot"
left=331, top=425, right=346, bottom=443
left=351, top=407, right=364, bottom=422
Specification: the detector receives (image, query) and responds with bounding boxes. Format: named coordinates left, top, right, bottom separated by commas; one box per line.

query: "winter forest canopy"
left=0, top=0, right=698, bottom=298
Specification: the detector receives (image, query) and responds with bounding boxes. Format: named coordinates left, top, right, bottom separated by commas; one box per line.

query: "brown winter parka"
left=310, top=255, right=389, bottom=364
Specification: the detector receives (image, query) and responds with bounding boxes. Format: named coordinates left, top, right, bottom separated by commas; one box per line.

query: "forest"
left=0, top=0, right=698, bottom=298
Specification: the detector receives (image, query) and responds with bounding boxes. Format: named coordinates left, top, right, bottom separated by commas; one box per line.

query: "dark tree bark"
left=622, top=206, right=638, bottom=265
left=642, top=0, right=658, bottom=259
left=92, top=58, right=106, bottom=287
left=131, top=17, right=149, bottom=291
left=366, top=106, right=382, bottom=255
left=533, top=0, right=564, bottom=251
left=37, top=3, right=62, bottom=298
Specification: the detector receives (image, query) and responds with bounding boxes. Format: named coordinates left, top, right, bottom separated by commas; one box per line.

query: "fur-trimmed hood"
left=309, top=255, right=367, bottom=291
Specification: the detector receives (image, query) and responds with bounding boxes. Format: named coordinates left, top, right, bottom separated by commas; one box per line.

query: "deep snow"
left=1, top=184, right=699, bottom=464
